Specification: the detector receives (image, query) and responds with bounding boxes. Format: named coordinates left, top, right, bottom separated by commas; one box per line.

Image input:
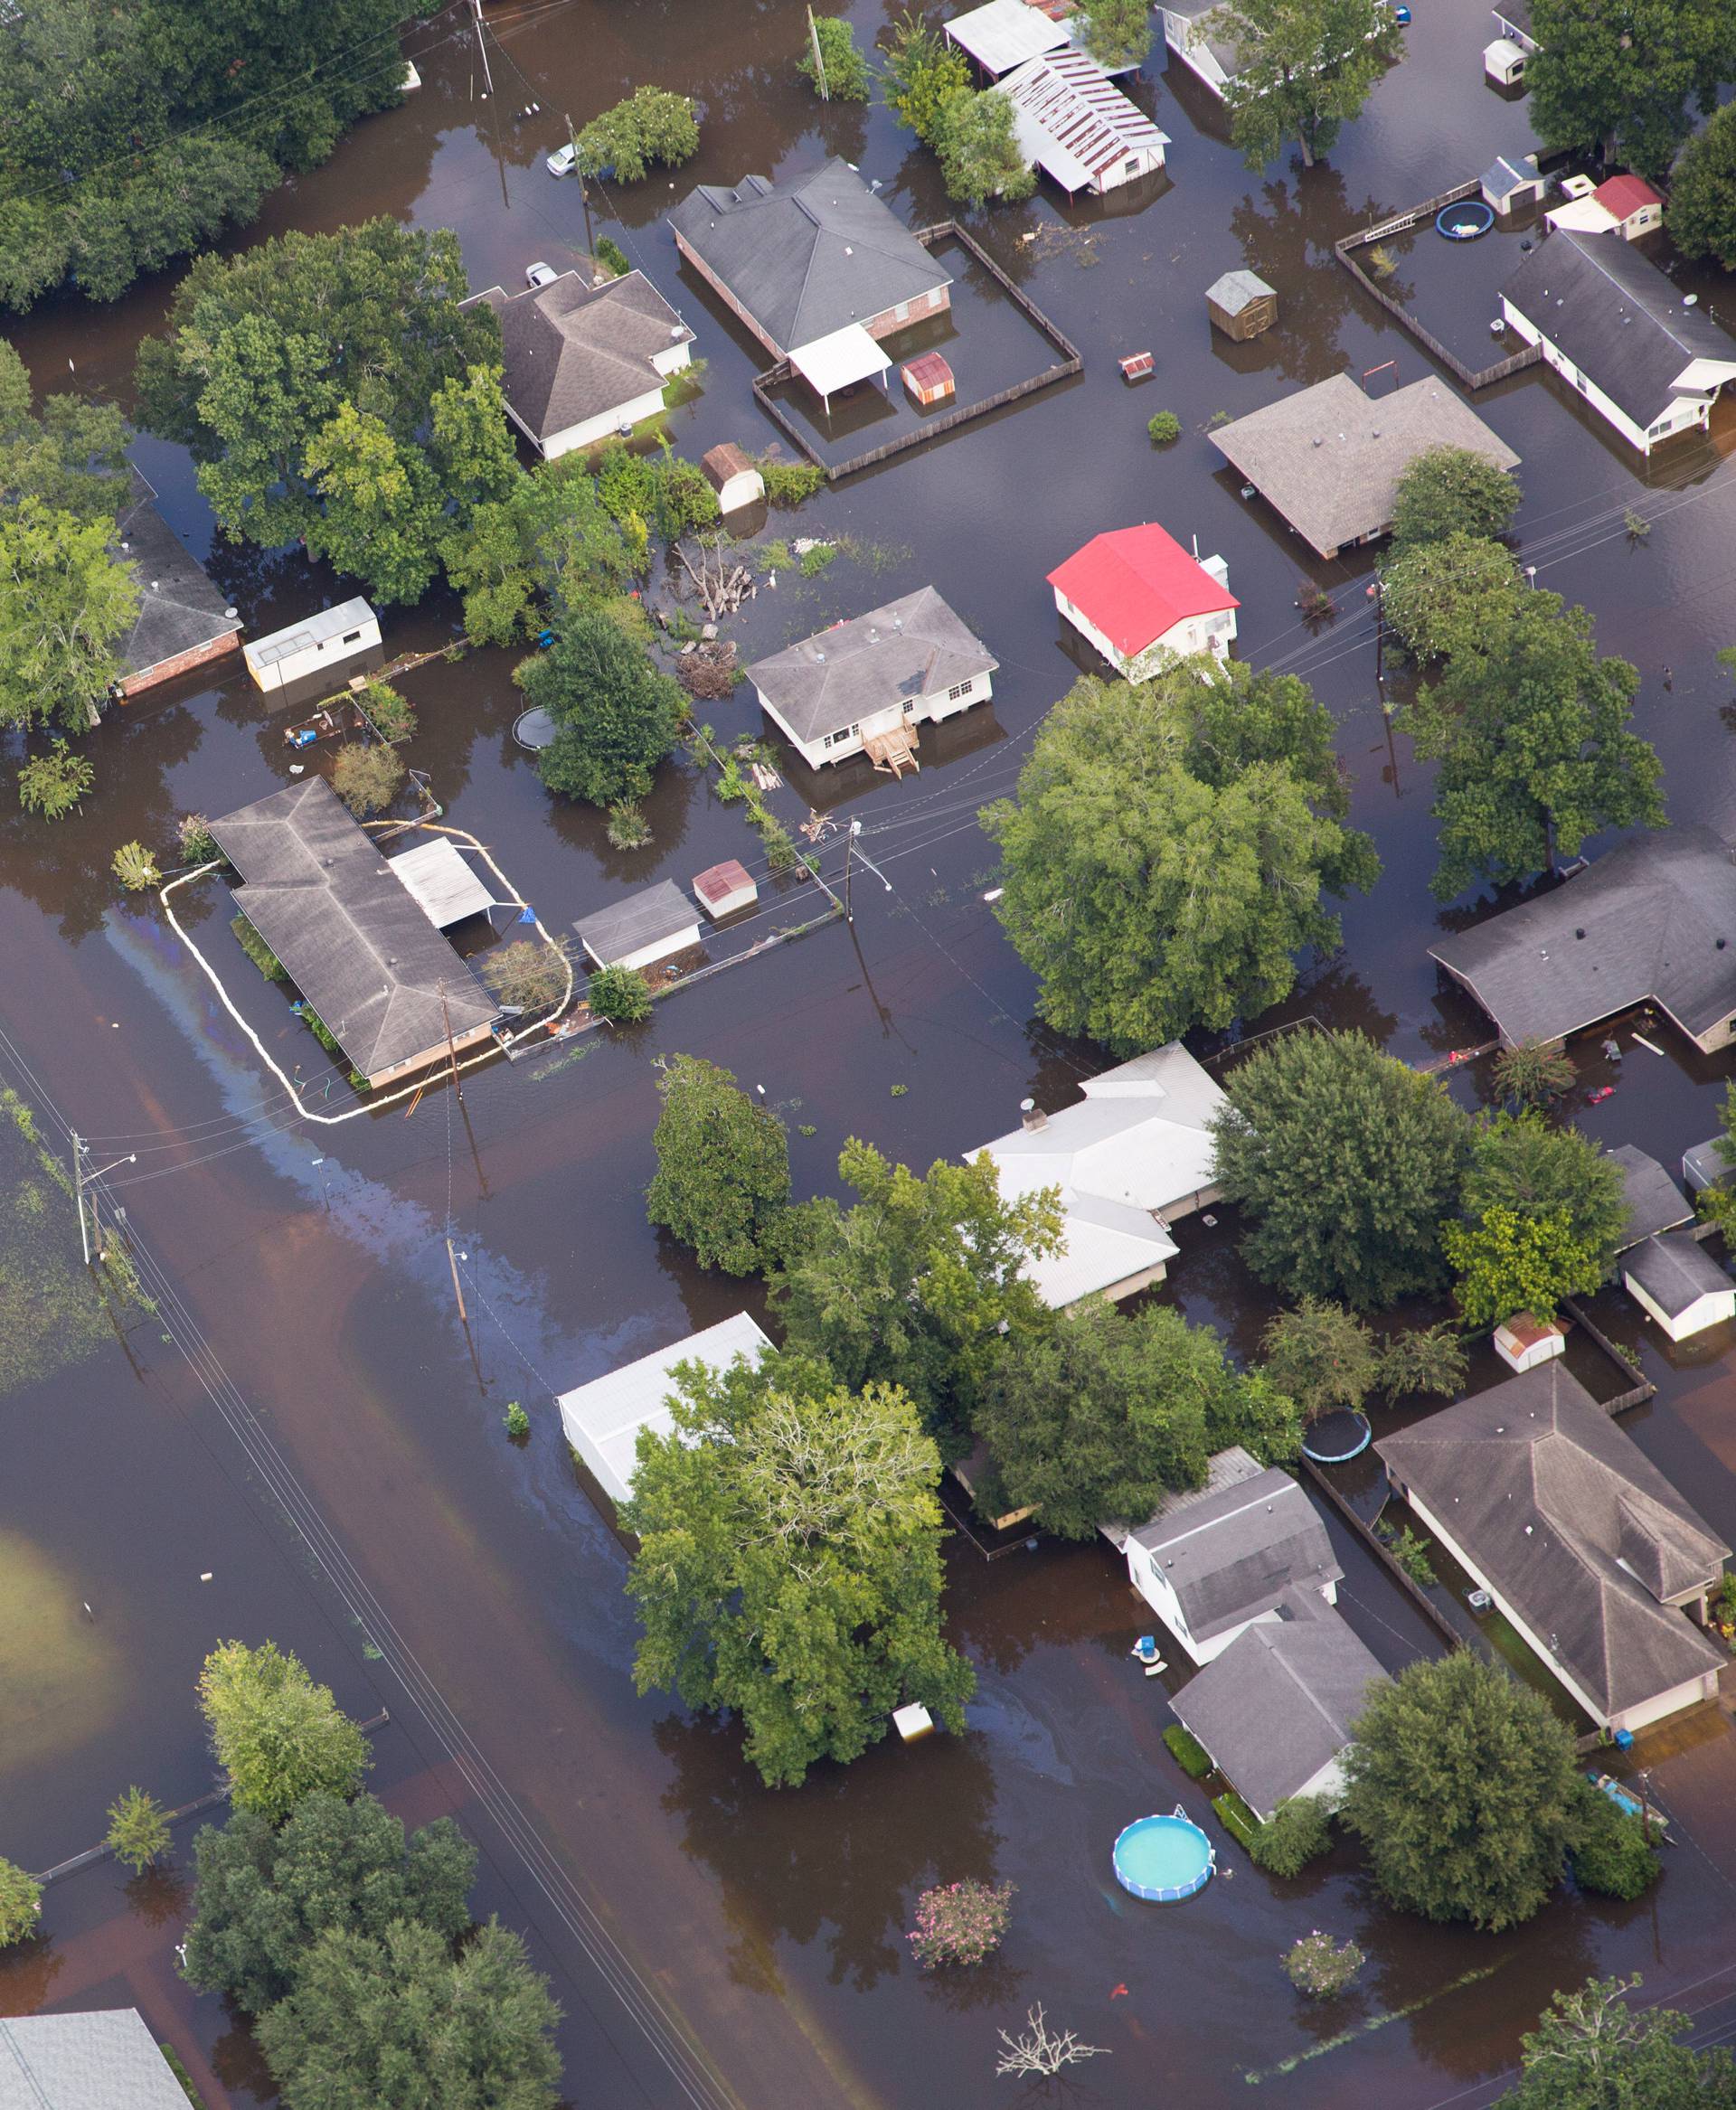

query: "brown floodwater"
left=6, top=2, right=1736, bottom=2105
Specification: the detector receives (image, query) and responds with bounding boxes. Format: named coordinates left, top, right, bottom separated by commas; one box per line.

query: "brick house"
left=112, top=469, right=242, bottom=700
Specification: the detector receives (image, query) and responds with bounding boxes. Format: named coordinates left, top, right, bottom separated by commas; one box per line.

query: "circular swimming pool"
left=1112, top=1811, right=1214, bottom=1901
left=1437, top=199, right=1495, bottom=240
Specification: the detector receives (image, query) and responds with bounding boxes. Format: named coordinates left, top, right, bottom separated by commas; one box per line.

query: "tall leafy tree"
left=0, top=1859, right=41, bottom=1946
left=973, top=1302, right=1300, bottom=1538
left=1442, top=1206, right=1608, bottom=1328
left=1208, top=0, right=1402, bottom=168
left=1461, top=1112, right=1627, bottom=1267
left=1341, top=1651, right=1580, bottom=1930
left=573, top=88, right=700, bottom=183
left=623, top=1352, right=976, bottom=1788
left=1405, top=592, right=1662, bottom=900
left=981, top=668, right=1377, bottom=1054
left=936, top=93, right=1037, bottom=209
left=1498, top=1975, right=1736, bottom=2109
left=1260, top=1299, right=1377, bottom=1422
left=516, top=613, right=686, bottom=807
left=1077, top=0, right=1154, bottom=70
left=301, top=405, right=443, bottom=607
left=1529, top=0, right=1735, bottom=180
left=770, top=1140, right=1063, bottom=1436
left=183, top=1793, right=476, bottom=2015
left=0, top=500, right=141, bottom=734
left=441, top=457, right=634, bottom=646
left=1211, top=1030, right=1471, bottom=1309
left=880, top=12, right=974, bottom=144
left=1671, top=105, right=1736, bottom=271
left=1389, top=445, right=1522, bottom=554
left=256, top=1917, right=561, bottom=2110
left=1382, top=534, right=1524, bottom=663
left=0, top=345, right=130, bottom=522
left=197, top=1641, right=371, bottom=1823
left=646, top=1054, right=791, bottom=1275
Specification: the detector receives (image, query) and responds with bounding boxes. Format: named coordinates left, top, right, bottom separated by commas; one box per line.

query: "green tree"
left=981, top=670, right=1376, bottom=1053
left=798, top=15, right=873, bottom=99
left=183, top=1792, right=476, bottom=2015
left=1341, top=1651, right=1580, bottom=1930
left=0, top=344, right=130, bottom=522
left=1389, top=446, right=1522, bottom=554
left=1376, top=1321, right=1467, bottom=1404
left=623, top=1352, right=976, bottom=1788
left=881, top=12, right=974, bottom=145
left=1212, top=1031, right=1471, bottom=1310
left=588, top=964, right=653, bottom=1024
left=330, top=744, right=405, bottom=818
left=1530, top=0, right=1734, bottom=179
left=1248, top=1794, right=1334, bottom=1878
left=973, top=1301, right=1301, bottom=1538
left=1494, top=1040, right=1579, bottom=1114
left=198, top=1641, right=371, bottom=1824
left=517, top=614, right=685, bottom=808
left=17, top=748, right=95, bottom=820
left=255, top=1917, right=561, bottom=2110
left=1260, top=1299, right=1376, bottom=1423
left=936, top=92, right=1037, bottom=210
left=429, top=365, right=522, bottom=518
left=646, top=1054, right=791, bottom=1275
left=0, top=499, right=141, bottom=734
left=106, top=1786, right=171, bottom=1873
left=1210, top=0, right=1401, bottom=168
left=441, top=457, right=633, bottom=645
left=1077, top=0, right=1154, bottom=70
left=770, top=1140, right=1063, bottom=1436
left=1462, top=1111, right=1626, bottom=1267
left=300, top=405, right=443, bottom=606
left=1382, top=534, right=1524, bottom=663
left=1441, top=1206, right=1606, bottom=1329
left=574, top=87, right=700, bottom=183
left=1567, top=1778, right=1661, bottom=1901
left=1498, top=1975, right=1736, bottom=2110
left=1406, top=591, right=1662, bottom=900
left=1672, top=105, right=1736, bottom=270
left=0, top=1857, right=42, bottom=1945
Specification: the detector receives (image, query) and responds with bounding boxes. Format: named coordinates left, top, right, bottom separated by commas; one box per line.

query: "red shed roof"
left=902, top=352, right=954, bottom=388
left=1046, top=523, right=1238, bottom=657
left=693, top=859, right=755, bottom=909
left=1594, top=174, right=1663, bottom=221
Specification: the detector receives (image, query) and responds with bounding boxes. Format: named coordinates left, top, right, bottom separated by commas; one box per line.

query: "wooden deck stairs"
left=865, top=725, right=921, bottom=777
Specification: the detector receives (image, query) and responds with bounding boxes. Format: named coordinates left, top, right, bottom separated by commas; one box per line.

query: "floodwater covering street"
left=5, top=1, right=1736, bottom=2105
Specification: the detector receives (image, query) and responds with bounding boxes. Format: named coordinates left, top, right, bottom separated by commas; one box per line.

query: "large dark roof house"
left=1429, top=825, right=1736, bottom=1056
left=1609, top=1144, right=1696, bottom=1251
left=466, top=269, right=694, bottom=460
left=112, top=469, right=241, bottom=701
left=669, top=159, right=951, bottom=408
left=1502, top=228, right=1736, bottom=455
left=1378, top=1365, right=1730, bottom=1732
left=1110, top=1446, right=1344, bottom=1666
left=210, top=778, right=496, bottom=1091
left=0, top=2009, right=206, bottom=2109
left=745, top=586, right=995, bottom=776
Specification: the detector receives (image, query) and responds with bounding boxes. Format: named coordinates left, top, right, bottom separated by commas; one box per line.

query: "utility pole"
left=470, top=0, right=495, bottom=100
left=439, top=981, right=464, bottom=1106
left=71, top=1134, right=137, bottom=1268
left=446, top=1239, right=468, bottom=1323
left=564, top=112, right=596, bottom=258
left=807, top=5, right=829, bottom=98
left=847, top=819, right=893, bottom=903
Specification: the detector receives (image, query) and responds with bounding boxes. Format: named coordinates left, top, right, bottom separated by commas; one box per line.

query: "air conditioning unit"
left=1467, top=1589, right=1494, bottom=1613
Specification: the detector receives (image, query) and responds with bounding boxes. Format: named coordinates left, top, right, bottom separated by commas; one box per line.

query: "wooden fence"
left=1298, top=1456, right=1466, bottom=1652
left=1560, top=1298, right=1656, bottom=1414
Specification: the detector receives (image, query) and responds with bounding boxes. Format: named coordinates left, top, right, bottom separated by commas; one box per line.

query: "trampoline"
left=1302, top=1408, right=1372, bottom=1464
left=514, top=707, right=556, bottom=751
left=1112, top=1809, right=1214, bottom=1901
left=1437, top=199, right=1495, bottom=240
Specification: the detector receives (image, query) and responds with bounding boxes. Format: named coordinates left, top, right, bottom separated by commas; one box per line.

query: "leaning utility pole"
left=807, top=5, right=829, bottom=98
left=70, top=1134, right=137, bottom=1268
left=439, top=981, right=464, bottom=1106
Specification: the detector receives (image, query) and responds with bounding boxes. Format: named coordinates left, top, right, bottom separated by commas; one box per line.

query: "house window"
left=894, top=300, right=910, bottom=322
left=948, top=680, right=973, bottom=702
left=1124, top=157, right=1140, bottom=175
left=341, top=629, right=362, bottom=645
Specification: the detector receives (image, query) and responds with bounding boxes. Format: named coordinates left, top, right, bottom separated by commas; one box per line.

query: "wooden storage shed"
left=1204, top=269, right=1277, bottom=343
left=901, top=353, right=956, bottom=407
left=701, top=443, right=765, bottom=514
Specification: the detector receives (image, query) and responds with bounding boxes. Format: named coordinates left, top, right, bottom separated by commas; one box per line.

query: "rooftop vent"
left=1020, top=1097, right=1046, bottom=1132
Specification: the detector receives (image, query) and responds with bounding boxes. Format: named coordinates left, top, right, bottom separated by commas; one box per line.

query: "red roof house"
left=1047, top=523, right=1239, bottom=678
left=1592, top=174, right=1664, bottom=239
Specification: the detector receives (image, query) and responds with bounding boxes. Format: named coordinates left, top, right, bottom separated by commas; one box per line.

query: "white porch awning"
left=790, top=324, right=892, bottom=407
left=390, top=838, right=495, bottom=928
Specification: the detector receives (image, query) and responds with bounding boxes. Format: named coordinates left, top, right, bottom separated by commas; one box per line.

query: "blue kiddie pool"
left=1112, top=1809, right=1215, bottom=1901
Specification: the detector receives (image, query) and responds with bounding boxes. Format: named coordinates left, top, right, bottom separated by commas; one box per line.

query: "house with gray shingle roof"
left=1623, top=1233, right=1736, bottom=1342
left=112, top=468, right=241, bottom=700
left=1609, top=1144, right=1696, bottom=1251
left=1378, top=1365, right=1729, bottom=1732
left=0, top=2009, right=193, bottom=2110
left=466, top=269, right=693, bottom=459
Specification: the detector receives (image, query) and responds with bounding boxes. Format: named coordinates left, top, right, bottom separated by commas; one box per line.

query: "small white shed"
left=1484, top=36, right=1529, bottom=86
left=1494, top=1311, right=1565, bottom=1372
left=1624, top=1233, right=1736, bottom=1342
left=244, top=598, right=381, bottom=693
left=575, top=880, right=702, bottom=974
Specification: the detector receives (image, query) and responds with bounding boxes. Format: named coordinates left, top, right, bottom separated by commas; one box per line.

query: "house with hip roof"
left=743, top=586, right=995, bottom=775
left=1377, top=1365, right=1729, bottom=1734
left=668, top=159, right=951, bottom=408
left=992, top=49, right=1169, bottom=196
left=1048, top=523, right=1238, bottom=679
left=465, top=268, right=693, bottom=459
left=1108, top=1447, right=1344, bottom=1666
left=1501, top=228, right=1736, bottom=454
left=967, top=1043, right=1228, bottom=1307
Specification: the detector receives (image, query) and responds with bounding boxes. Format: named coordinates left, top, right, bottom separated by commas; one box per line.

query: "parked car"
left=524, top=261, right=559, bottom=288
left=546, top=142, right=576, bottom=177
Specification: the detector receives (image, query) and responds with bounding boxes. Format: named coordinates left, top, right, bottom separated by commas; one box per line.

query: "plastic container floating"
left=1437, top=199, right=1495, bottom=240
left=1112, top=1809, right=1215, bottom=1901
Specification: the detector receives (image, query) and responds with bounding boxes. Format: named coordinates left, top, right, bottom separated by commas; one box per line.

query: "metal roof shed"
left=558, top=1312, right=773, bottom=1507
left=243, top=598, right=380, bottom=693
left=576, top=880, right=702, bottom=973
left=790, top=324, right=892, bottom=410
left=945, top=0, right=1074, bottom=78
left=389, top=838, right=495, bottom=928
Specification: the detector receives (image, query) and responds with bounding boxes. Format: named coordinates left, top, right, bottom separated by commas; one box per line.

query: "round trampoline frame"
left=1302, top=1409, right=1373, bottom=1464
left=1436, top=199, right=1495, bottom=240
left=513, top=706, right=557, bottom=752
left=1111, top=1808, right=1216, bottom=1902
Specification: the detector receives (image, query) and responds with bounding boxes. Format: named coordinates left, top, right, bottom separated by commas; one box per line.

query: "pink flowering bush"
left=907, top=1879, right=1015, bottom=1969
left=1283, top=1930, right=1363, bottom=2000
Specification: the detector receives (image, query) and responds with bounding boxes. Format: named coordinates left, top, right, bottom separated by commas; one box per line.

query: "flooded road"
left=6, top=1, right=1736, bottom=2105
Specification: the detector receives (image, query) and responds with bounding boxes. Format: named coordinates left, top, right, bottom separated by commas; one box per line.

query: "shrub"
left=17, top=747, right=94, bottom=819
left=799, top=543, right=836, bottom=577
left=505, top=1400, right=531, bottom=1440
left=1570, top=1778, right=1661, bottom=1900
left=1494, top=1039, right=1578, bottom=1113
left=0, top=1857, right=42, bottom=1945
left=1376, top=1322, right=1467, bottom=1405
left=589, top=965, right=653, bottom=1024
left=595, top=235, right=630, bottom=278
left=1250, top=1795, right=1333, bottom=1878
left=107, top=1786, right=172, bottom=1872
left=481, top=939, right=567, bottom=1012
left=907, top=1879, right=1014, bottom=1968
left=1379, top=1522, right=1438, bottom=1587
left=1213, top=1789, right=1259, bottom=1850
left=1146, top=410, right=1181, bottom=444
left=1283, top=1930, right=1363, bottom=2000
left=759, top=459, right=826, bottom=507
left=575, top=86, right=699, bottom=184
left=331, top=742, right=404, bottom=817
left=797, top=14, right=873, bottom=99
left=158, top=2041, right=206, bottom=2106
left=1163, top=1724, right=1213, bottom=1779
left=231, top=915, right=287, bottom=983
left=178, top=813, right=220, bottom=864
left=606, top=800, right=654, bottom=850
left=759, top=816, right=798, bottom=871
left=358, top=680, right=415, bottom=742
left=113, top=840, right=162, bottom=890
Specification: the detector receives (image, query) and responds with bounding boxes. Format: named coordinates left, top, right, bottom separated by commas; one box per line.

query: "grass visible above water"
left=0, top=1097, right=114, bottom=1397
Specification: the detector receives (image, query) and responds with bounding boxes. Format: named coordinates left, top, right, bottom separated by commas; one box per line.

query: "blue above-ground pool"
left=1113, top=1810, right=1215, bottom=1901
left=1437, top=199, right=1495, bottom=240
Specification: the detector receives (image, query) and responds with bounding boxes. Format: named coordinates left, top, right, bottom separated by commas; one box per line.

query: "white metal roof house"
left=1111, top=1448, right=1344, bottom=1666
left=558, top=1313, right=773, bottom=1508
left=243, top=598, right=381, bottom=694
left=1160, top=2, right=1245, bottom=98
left=744, top=586, right=995, bottom=775
left=465, top=268, right=693, bottom=459
left=945, top=0, right=1075, bottom=79
left=967, top=1044, right=1227, bottom=1308
left=1502, top=229, right=1736, bottom=455
left=574, top=880, right=702, bottom=974
left=992, top=49, right=1169, bottom=195
left=0, top=2010, right=195, bottom=2110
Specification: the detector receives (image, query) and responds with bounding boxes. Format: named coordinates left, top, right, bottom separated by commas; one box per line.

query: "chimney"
left=1020, top=1097, right=1047, bottom=1132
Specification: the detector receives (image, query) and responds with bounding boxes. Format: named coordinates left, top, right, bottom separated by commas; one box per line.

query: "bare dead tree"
left=675, top=534, right=755, bottom=619
left=994, top=2005, right=1110, bottom=2079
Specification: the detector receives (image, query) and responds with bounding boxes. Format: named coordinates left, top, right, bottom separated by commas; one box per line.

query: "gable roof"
left=746, top=586, right=996, bottom=743
left=0, top=2010, right=193, bottom=2110
left=1205, top=268, right=1275, bottom=314
left=1165, top=2, right=1246, bottom=82
left=1429, top=825, right=1736, bottom=1050
left=668, top=159, right=950, bottom=356
left=471, top=269, right=692, bottom=441
left=1481, top=153, right=1540, bottom=198
left=994, top=49, right=1169, bottom=192
left=112, top=467, right=241, bottom=683
left=574, top=879, right=698, bottom=966
left=1595, top=174, right=1662, bottom=221
left=1503, top=229, right=1736, bottom=425
left=1048, top=523, right=1238, bottom=656
left=946, top=0, right=1074, bottom=76
left=1170, top=1598, right=1389, bottom=1816
left=1377, top=1366, right=1728, bottom=1716
left=1624, top=1229, right=1731, bottom=1319
left=1207, top=373, right=1520, bottom=557
left=1130, top=1466, right=1343, bottom=1649
left=1609, top=1144, right=1694, bottom=1250
left=209, top=780, right=495, bottom=1081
